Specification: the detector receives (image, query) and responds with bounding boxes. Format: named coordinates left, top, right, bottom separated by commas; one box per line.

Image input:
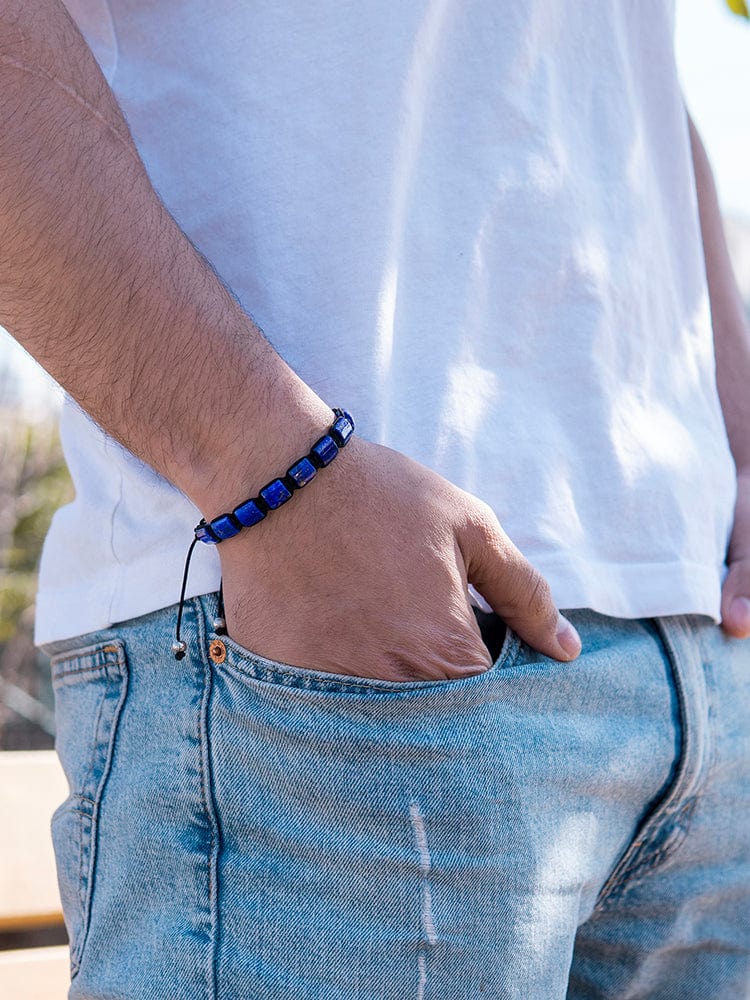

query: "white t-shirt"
left=34, top=0, right=736, bottom=644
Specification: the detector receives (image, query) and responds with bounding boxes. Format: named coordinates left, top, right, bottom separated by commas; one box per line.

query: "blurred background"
left=0, top=0, right=749, bottom=751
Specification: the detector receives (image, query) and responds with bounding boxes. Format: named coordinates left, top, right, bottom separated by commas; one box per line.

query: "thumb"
left=459, top=505, right=582, bottom=662
left=721, top=558, right=750, bottom=639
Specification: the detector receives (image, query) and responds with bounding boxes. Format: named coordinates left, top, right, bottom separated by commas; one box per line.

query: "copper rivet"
left=209, top=639, right=226, bottom=664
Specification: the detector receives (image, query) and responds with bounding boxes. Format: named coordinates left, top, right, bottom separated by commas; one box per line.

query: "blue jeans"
left=41, top=594, right=750, bottom=998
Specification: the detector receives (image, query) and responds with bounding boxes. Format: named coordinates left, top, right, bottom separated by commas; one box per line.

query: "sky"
left=2, top=0, right=750, bottom=419
left=676, top=0, right=750, bottom=220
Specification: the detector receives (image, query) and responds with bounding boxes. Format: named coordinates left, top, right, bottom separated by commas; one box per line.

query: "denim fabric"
left=42, top=595, right=750, bottom=999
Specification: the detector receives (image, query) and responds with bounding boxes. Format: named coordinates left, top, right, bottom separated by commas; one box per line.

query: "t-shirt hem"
left=33, top=557, right=222, bottom=647
left=530, top=554, right=723, bottom=624
left=35, top=553, right=725, bottom=646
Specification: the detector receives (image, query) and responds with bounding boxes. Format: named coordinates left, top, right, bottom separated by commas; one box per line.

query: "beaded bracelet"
left=193, top=407, right=355, bottom=545
left=172, top=407, right=355, bottom=659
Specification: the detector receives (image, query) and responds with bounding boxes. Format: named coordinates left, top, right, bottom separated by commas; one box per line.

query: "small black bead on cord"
left=172, top=407, right=354, bottom=659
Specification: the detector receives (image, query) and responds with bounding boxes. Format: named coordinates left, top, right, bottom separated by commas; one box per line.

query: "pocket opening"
left=204, top=595, right=521, bottom=697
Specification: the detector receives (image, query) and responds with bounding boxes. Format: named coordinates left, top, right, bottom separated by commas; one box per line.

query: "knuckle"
left=466, top=500, right=503, bottom=549
left=523, top=572, right=553, bottom=619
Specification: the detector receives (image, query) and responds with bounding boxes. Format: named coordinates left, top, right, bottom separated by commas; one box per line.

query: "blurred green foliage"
left=1, top=422, right=72, bottom=638
left=0, top=417, right=72, bottom=747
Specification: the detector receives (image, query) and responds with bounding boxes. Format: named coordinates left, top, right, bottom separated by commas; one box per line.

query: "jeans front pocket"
left=50, top=640, right=128, bottom=976
left=211, top=602, right=521, bottom=699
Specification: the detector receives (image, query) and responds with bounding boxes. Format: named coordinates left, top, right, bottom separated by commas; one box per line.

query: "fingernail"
left=729, top=596, right=750, bottom=630
left=556, top=614, right=582, bottom=658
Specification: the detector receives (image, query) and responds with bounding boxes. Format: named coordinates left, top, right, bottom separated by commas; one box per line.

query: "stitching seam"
left=196, top=600, right=220, bottom=1000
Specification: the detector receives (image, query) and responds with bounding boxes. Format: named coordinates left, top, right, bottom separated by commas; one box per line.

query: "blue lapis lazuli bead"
left=311, top=434, right=338, bottom=466
left=331, top=415, right=354, bottom=447
left=195, top=522, right=220, bottom=544
left=210, top=514, right=242, bottom=540
left=234, top=499, right=266, bottom=527
left=288, top=456, right=317, bottom=487
left=260, top=478, right=293, bottom=509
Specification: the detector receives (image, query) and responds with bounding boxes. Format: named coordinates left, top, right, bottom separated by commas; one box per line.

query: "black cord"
left=215, top=579, right=227, bottom=635
left=173, top=537, right=199, bottom=659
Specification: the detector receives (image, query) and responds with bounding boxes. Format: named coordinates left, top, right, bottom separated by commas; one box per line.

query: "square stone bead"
left=288, top=456, right=317, bottom=487
left=210, top=514, right=241, bottom=540
left=260, top=478, right=293, bottom=509
left=195, top=522, right=220, bottom=544
left=234, top=499, right=266, bottom=527
left=331, top=415, right=354, bottom=447
left=311, top=434, right=339, bottom=466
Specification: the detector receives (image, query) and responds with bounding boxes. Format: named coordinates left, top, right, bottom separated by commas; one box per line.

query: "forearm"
left=688, top=110, right=750, bottom=475
left=0, top=1, right=330, bottom=518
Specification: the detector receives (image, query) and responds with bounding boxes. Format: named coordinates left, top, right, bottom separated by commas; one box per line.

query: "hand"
left=721, top=470, right=750, bottom=639
left=217, top=436, right=582, bottom=683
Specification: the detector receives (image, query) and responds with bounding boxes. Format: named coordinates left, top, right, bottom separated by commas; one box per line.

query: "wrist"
left=172, top=397, right=358, bottom=659
left=196, top=401, right=357, bottom=539
left=184, top=348, right=335, bottom=520
left=215, top=430, right=367, bottom=568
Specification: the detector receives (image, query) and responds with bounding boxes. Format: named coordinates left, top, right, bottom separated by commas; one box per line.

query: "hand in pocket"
left=218, top=437, right=581, bottom=683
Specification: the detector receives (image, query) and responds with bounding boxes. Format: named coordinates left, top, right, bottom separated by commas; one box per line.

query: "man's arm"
left=688, top=111, right=750, bottom=638
left=0, top=1, right=329, bottom=513
left=0, top=1, right=579, bottom=674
